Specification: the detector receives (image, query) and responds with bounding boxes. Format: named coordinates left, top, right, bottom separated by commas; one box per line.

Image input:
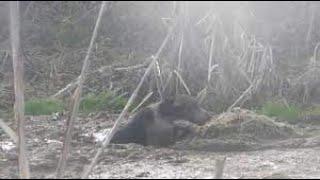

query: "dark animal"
left=110, top=94, right=210, bottom=147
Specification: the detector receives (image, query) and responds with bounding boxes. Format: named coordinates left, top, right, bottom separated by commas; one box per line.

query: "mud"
left=1, top=109, right=320, bottom=178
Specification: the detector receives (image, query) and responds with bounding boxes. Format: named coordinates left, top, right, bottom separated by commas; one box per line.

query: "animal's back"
left=110, top=94, right=210, bottom=147
left=145, top=110, right=175, bottom=147
left=110, top=107, right=154, bottom=146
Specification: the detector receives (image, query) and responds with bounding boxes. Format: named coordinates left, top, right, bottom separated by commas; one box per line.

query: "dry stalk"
left=130, top=91, right=153, bottom=114
left=248, top=37, right=257, bottom=79
left=154, top=60, right=164, bottom=99
left=173, top=70, right=191, bottom=95
left=81, top=24, right=175, bottom=179
left=227, top=82, right=254, bottom=112
left=0, top=118, right=18, bottom=143
left=55, top=1, right=107, bottom=178
left=313, top=42, right=320, bottom=64
left=51, top=77, right=79, bottom=98
left=195, top=10, right=213, bottom=27
left=208, top=22, right=216, bottom=83
left=177, top=31, right=184, bottom=72
left=176, top=30, right=184, bottom=94
left=196, top=87, right=207, bottom=105
left=306, top=4, right=315, bottom=48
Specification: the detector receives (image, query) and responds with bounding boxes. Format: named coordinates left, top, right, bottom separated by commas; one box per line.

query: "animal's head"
left=159, top=94, right=210, bottom=125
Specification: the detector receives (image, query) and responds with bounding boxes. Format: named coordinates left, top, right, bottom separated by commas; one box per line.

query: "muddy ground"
left=1, top=110, right=320, bottom=179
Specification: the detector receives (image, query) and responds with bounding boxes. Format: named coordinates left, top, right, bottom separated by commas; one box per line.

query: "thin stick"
left=154, top=60, right=163, bottom=100
left=9, top=1, right=30, bottom=178
left=130, top=92, right=153, bottom=114
left=195, top=10, right=212, bottom=26
left=196, top=87, right=207, bottom=104
left=51, top=77, right=79, bottom=98
left=306, top=4, right=315, bottom=48
left=55, top=1, right=107, bottom=178
left=176, top=30, right=184, bottom=94
left=227, top=83, right=254, bottom=112
left=313, top=42, right=320, bottom=63
left=22, top=1, right=34, bottom=18
left=208, top=24, right=215, bottom=83
left=0, top=118, right=18, bottom=143
left=174, top=70, right=191, bottom=95
left=81, top=25, right=175, bottom=179
left=177, top=32, right=184, bottom=72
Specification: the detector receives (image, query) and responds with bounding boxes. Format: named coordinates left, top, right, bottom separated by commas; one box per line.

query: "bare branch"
left=306, top=4, right=315, bottom=48
left=55, top=1, right=108, bottom=178
left=154, top=60, right=164, bottom=99
left=51, top=77, right=80, bottom=98
left=177, top=31, right=184, bottom=72
left=130, top=91, right=153, bottom=114
left=173, top=70, right=191, bottom=95
left=0, top=118, right=18, bottom=143
left=227, top=83, right=254, bottom=112
left=81, top=24, right=175, bottom=179
left=208, top=22, right=216, bottom=83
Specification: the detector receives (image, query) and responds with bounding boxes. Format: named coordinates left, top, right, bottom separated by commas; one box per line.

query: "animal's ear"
left=163, top=93, right=175, bottom=104
left=159, top=94, right=176, bottom=115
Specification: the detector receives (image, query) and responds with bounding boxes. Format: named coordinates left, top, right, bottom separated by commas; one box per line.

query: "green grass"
left=258, top=101, right=301, bottom=122
left=79, top=90, right=131, bottom=114
left=25, top=98, right=64, bottom=116
left=23, top=90, right=136, bottom=116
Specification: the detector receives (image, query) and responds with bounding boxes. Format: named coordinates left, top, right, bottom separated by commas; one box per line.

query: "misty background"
left=1, top=1, right=320, bottom=118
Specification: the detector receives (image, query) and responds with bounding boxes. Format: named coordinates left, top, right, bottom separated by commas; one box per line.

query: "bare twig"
left=130, top=91, right=153, bottom=114
left=81, top=24, right=175, bottom=179
left=51, top=62, right=149, bottom=98
left=195, top=10, right=212, bottom=26
left=113, top=62, right=149, bottom=71
left=313, top=42, right=320, bottom=63
left=176, top=29, right=184, bottom=94
left=248, top=37, right=257, bottom=79
left=0, top=118, right=18, bottom=143
left=306, top=4, right=315, bottom=48
left=196, top=87, right=207, bottom=105
left=173, top=70, right=191, bottom=95
left=55, top=1, right=107, bottom=178
left=209, top=64, right=219, bottom=76
left=22, top=1, right=34, bottom=18
left=208, top=21, right=216, bottom=83
left=154, top=60, right=164, bottom=99
left=227, top=83, right=254, bottom=112
left=177, top=32, right=184, bottom=72
left=51, top=77, right=79, bottom=98
left=9, top=1, right=30, bottom=178
left=72, top=2, right=112, bottom=25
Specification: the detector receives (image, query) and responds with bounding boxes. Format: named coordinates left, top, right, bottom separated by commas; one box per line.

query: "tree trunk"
left=9, top=1, right=30, bottom=178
